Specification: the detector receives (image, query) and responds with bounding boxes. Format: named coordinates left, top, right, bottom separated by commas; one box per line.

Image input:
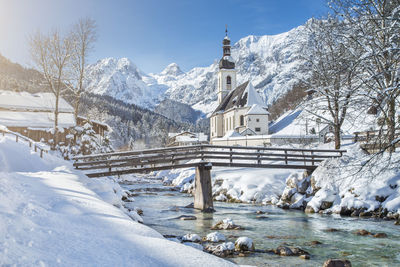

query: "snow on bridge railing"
left=0, top=127, right=49, bottom=158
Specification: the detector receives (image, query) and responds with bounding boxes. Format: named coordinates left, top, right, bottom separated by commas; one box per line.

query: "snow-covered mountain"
left=84, top=23, right=309, bottom=113
left=84, top=58, right=167, bottom=109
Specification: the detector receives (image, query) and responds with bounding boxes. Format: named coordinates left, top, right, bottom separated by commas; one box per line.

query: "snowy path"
left=0, top=136, right=235, bottom=266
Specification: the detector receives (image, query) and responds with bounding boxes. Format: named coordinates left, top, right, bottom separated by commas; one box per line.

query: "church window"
left=240, top=115, right=244, bottom=126
left=256, top=118, right=260, bottom=122
left=226, top=76, right=232, bottom=90
left=255, top=127, right=261, bottom=132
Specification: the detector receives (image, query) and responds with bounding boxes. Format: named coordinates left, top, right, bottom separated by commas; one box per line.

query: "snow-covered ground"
left=158, top=163, right=303, bottom=205
left=0, top=135, right=234, bottom=266
left=307, top=143, right=400, bottom=215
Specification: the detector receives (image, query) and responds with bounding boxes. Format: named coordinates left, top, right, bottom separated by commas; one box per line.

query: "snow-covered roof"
left=244, top=82, right=265, bottom=107
left=169, top=132, right=208, bottom=142
left=0, top=111, right=75, bottom=128
left=168, top=131, right=196, bottom=138
left=245, top=104, right=269, bottom=115
left=212, top=81, right=267, bottom=115
left=222, top=130, right=242, bottom=139
left=240, top=128, right=256, bottom=136
left=0, top=90, right=74, bottom=113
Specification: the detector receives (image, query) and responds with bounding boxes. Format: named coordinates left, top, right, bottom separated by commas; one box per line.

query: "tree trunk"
left=387, top=98, right=396, bottom=153
left=334, top=124, right=341, bottom=149
left=74, top=95, right=80, bottom=122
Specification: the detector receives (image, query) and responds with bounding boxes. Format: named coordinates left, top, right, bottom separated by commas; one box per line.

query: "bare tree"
left=30, top=30, right=72, bottom=148
left=329, top=0, right=400, bottom=152
left=303, top=17, right=362, bottom=149
left=67, top=18, right=97, bottom=121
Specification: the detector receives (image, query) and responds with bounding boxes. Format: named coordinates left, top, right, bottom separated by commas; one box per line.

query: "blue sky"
left=0, top=0, right=328, bottom=73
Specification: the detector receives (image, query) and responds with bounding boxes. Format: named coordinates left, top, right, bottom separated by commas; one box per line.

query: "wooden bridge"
left=73, top=145, right=345, bottom=211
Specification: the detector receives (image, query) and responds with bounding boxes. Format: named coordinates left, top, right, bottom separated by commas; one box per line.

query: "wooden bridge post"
left=194, top=163, right=214, bottom=212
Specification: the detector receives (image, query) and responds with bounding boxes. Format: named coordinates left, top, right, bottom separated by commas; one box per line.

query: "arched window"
left=240, top=115, right=244, bottom=126
left=226, top=76, right=232, bottom=90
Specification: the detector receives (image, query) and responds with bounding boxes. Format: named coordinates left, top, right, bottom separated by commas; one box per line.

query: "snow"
left=183, top=242, right=203, bottom=250
left=0, top=111, right=75, bottom=128
left=84, top=22, right=309, bottom=114
left=0, top=90, right=74, bottom=113
left=181, top=233, right=201, bottom=242
left=245, top=104, right=269, bottom=115
left=217, top=242, right=235, bottom=251
left=222, top=130, right=242, bottom=138
left=162, top=164, right=301, bottom=205
left=308, top=143, right=400, bottom=214
left=0, top=135, right=234, bottom=266
left=84, top=57, right=167, bottom=109
left=206, top=232, right=226, bottom=242
left=244, top=82, right=265, bottom=107
left=235, top=237, right=253, bottom=249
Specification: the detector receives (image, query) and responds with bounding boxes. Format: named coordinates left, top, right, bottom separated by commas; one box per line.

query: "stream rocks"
left=182, top=233, right=201, bottom=242
left=204, top=242, right=235, bottom=257
left=272, top=245, right=309, bottom=257
left=353, top=229, right=387, bottom=238
left=206, top=232, right=226, bottom=242
left=277, top=172, right=311, bottom=210
left=234, top=237, right=254, bottom=251
left=211, top=218, right=244, bottom=230
left=322, top=259, right=352, bottom=267
left=175, top=215, right=197, bottom=220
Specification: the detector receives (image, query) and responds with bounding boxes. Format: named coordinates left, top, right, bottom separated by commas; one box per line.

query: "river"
left=120, top=175, right=400, bottom=267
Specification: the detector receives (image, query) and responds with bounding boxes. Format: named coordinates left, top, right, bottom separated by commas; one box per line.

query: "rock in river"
left=211, top=218, right=244, bottom=230
left=322, top=259, right=352, bottom=267
left=176, top=215, right=197, bottom=220
left=235, top=237, right=254, bottom=251
left=273, top=246, right=309, bottom=256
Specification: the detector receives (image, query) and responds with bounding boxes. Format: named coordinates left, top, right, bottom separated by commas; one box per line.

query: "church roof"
left=245, top=82, right=265, bottom=107
left=219, top=58, right=235, bottom=69
left=212, top=81, right=266, bottom=115
left=213, top=81, right=249, bottom=114
left=246, top=104, right=270, bottom=115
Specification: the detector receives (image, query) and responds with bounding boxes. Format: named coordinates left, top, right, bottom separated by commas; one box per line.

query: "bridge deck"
left=73, top=145, right=345, bottom=178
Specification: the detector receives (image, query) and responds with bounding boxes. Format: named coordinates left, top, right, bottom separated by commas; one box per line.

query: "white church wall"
left=245, top=114, right=269, bottom=135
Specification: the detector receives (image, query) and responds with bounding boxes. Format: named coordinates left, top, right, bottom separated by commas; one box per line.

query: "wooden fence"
left=0, top=128, right=49, bottom=158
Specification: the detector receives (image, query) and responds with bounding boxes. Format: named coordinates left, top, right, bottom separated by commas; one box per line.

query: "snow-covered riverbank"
left=157, top=143, right=400, bottom=222
left=0, top=136, right=234, bottom=266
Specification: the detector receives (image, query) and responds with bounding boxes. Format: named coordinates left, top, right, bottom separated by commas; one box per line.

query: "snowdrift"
left=0, top=136, right=234, bottom=266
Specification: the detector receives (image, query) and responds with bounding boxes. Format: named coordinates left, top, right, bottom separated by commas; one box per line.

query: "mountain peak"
left=160, top=63, right=184, bottom=76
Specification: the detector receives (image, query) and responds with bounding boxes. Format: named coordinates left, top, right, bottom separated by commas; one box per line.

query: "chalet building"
left=210, top=30, right=270, bottom=146
left=0, top=90, right=109, bottom=144
left=167, top=131, right=208, bottom=147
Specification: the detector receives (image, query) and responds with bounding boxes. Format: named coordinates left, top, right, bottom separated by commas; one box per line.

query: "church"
left=210, top=30, right=270, bottom=145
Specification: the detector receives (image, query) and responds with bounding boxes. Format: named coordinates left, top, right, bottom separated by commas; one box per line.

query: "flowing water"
left=120, top=176, right=400, bottom=267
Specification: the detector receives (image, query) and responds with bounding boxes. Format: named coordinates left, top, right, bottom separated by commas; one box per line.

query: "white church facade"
left=210, top=30, right=270, bottom=146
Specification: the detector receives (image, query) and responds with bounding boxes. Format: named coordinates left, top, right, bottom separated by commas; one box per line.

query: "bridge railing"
left=72, top=145, right=346, bottom=177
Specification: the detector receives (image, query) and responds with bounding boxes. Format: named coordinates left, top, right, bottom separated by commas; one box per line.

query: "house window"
left=240, top=115, right=244, bottom=126
left=255, top=127, right=261, bottom=132
left=256, top=118, right=260, bottom=122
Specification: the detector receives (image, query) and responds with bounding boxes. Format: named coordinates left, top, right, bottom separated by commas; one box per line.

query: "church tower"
left=217, top=27, right=237, bottom=104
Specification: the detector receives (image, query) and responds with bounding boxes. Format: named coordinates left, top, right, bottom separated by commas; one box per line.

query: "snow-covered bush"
left=58, top=121, right=112, bottom=159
